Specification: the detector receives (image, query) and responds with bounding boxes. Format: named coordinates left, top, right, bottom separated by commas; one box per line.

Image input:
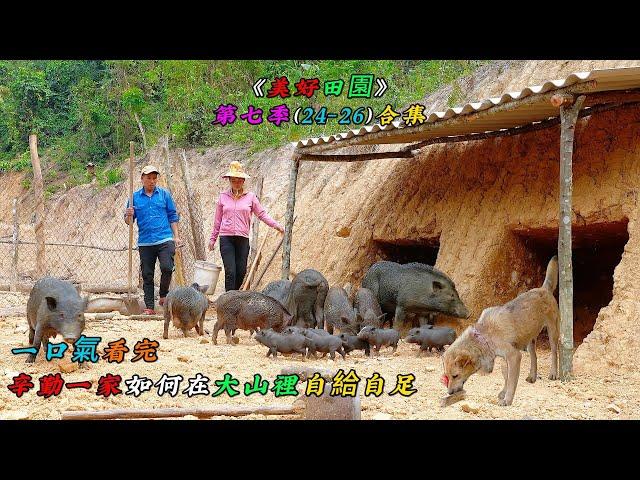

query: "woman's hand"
left=276, top=226, right=285, bottom=235
left=208, top=240, right=216, bottom=251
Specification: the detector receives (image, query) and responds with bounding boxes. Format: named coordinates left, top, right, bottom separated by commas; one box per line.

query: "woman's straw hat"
left=222, top=161, right=250, bottom=179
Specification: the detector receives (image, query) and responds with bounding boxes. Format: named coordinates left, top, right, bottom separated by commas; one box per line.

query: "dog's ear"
left=455, top=353, right=473, bottom=368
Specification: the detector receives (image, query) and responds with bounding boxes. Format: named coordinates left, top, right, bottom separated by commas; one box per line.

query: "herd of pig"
left=21, top=260, right=468, bottom=364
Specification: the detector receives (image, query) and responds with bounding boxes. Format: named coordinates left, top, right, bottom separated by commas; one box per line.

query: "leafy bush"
left=0, top=60, right=490, bottom=188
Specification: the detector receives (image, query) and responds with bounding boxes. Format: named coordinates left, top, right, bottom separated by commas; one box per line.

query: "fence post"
left=11, top=198, right=19, bottom=291
left=128, top=142, right=135, bottom=298
left=159, top=136, right=185, bottom=286
left=179, top=149, right=206, bottom=261
left=29, top=134, right=46, bottom=277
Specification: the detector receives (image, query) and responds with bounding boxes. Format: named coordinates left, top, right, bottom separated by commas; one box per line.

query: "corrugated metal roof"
left=292, top=66, right=640, bottom=151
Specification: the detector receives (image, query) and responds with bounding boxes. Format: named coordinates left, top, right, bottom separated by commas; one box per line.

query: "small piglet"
left=357, top=326, right=400, bottom=355
left=254, top=329, right=309, bottom=360
left=339, top=333, right=371, bottom=357
left=305, top=334, right=346, bottom=360
left=405, top=326, right=456, bottom=356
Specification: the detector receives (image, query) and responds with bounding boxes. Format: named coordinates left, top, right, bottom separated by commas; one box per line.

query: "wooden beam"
left=11, top=198, right=19, bottom=292
left=29, top=134, right=45, bottom=277
left=282, top=155, right=300, bottom=279
left=558, top=95, right=585, bottom=381
left=299, top=150, right=413, bottom=162
left=61, top=404, right=303, bottom=420
left=295, top=80, right=598, bottom=155
left=551, top=93, right=575, bottom=107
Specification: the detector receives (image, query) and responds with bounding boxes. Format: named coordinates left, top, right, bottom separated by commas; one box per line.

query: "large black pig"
left=285, top=269, right=328, bottom=329
left=361, top=261, right=468, bottom=334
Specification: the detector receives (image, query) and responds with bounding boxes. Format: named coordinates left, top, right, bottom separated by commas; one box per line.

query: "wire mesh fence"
left=0, top=137, right=206, bottom=294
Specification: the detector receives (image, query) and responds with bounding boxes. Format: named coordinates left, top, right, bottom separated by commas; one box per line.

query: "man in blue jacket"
left=125, top=165, right=182, bottom=315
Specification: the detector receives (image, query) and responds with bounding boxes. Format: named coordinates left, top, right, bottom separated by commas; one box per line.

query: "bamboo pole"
left=557, top=94, right=585, bottom=382
left=29, top=135, right=45, bottom=277
left=179, top=149, right=206, bottom=261
left=11, top=198, right=19, bottom=291
left=254, top=216, right=295, bottom=288
left=254, top=234, right=285, bottom=288
left=61, top=404, right=303, bottom=420
left=128, top=142, right=135, bottom=302
left=248, top=176, right=264, bottom=267
left=282, top=155, right=300, bottom=280
left=241, top=230, right=270, bottom=290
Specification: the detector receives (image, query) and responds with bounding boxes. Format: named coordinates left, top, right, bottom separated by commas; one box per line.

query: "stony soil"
left=1, top=292, right=638, bottom=420
left=2, top=60, right=640, bottom=418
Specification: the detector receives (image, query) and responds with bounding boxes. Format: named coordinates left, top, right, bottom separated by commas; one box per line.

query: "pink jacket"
left=210, top=190, right=283, bottom=244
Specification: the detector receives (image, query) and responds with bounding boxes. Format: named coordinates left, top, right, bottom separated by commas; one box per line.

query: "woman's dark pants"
left=220, top=236, right=250, bottom=291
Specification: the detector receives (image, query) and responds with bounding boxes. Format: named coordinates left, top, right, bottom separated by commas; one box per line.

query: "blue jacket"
left=125, top=186, right=179, bottom=246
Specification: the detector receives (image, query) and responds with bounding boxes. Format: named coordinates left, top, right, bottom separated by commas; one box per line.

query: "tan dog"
left=442, top=256, right=559, bottom=406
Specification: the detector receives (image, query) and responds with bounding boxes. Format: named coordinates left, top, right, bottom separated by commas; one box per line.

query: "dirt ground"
left=1, top=292, right=638, bottom=420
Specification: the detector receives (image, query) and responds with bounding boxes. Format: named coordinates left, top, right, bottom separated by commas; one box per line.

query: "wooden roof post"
left=282, top=153, right=300, bottom=280
left=555, top=93, right=585, bottom=381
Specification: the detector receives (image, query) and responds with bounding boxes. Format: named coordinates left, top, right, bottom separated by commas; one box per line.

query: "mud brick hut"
left=280, top=66, right=640, bottom=377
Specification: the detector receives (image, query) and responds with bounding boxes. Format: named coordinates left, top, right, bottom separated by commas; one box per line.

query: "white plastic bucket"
left=193, top=260, right=222, bottom=294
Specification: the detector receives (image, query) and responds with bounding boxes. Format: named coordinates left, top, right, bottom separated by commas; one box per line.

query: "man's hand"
left=174, top=236, right=184, bottom=248
left=124, top=207, right=134, bottom=225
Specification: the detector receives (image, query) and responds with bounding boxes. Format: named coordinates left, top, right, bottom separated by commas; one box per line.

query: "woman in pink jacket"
left=208, top=161, right=284, bottom=291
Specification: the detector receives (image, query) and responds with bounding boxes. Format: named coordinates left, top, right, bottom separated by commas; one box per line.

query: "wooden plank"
left=61, top=404, right=302, bottom=420
left=558, top=95, right=585, bottom=381
left=128, top=314, right=164, bottom=321
left=29, top=134, right=45, bottom=277
left=281, top=156, right=300, bottom=279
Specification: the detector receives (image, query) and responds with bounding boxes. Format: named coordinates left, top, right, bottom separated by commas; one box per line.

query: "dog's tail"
left=542, top=255, right=558, bottom=292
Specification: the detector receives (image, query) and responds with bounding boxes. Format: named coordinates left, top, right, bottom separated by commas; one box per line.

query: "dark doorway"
left=373, top=237, right=440, bottom=266
left=512, top=219, right=628, bottom=346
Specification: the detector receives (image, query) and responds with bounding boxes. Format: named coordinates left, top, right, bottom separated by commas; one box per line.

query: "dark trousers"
left=139, top=240, right=175, bottom=309
left=220, top=236, right=250, bottom=291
